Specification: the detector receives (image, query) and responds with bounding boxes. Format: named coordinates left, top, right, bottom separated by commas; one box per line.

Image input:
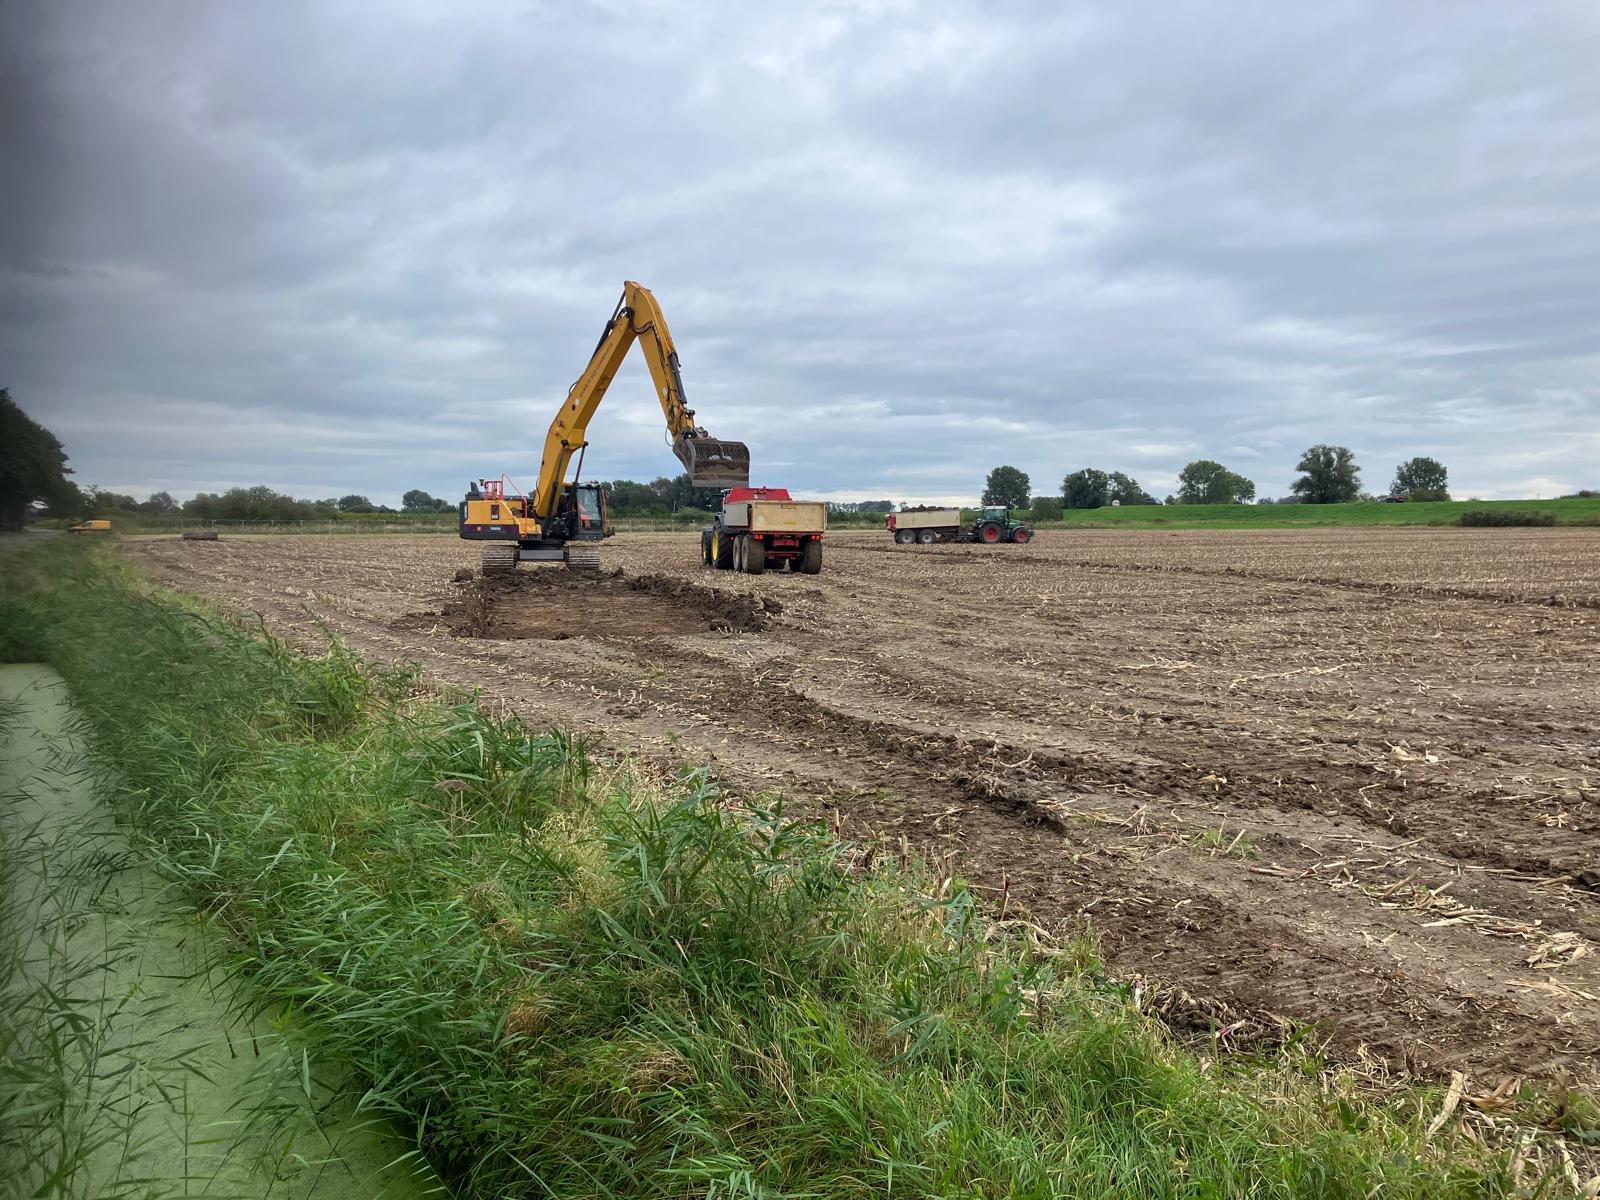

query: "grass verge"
left=1043, top=496, right=1600, bottom=529
left=0, top=540, right=1586, bottom=1197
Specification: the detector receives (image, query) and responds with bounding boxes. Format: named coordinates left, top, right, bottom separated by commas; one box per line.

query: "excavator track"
left=564, top=545, right=601, bottom=572
left=480, top=544, right=519, bottom=574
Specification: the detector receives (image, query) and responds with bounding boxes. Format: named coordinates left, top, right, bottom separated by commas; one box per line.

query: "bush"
left=1459, top=509, right=1557, bottom=527
left=1029, top=497, right=1063, bottom=522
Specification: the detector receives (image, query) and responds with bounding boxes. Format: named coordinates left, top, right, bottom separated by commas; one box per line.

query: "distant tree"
left=139, top=490, right=179, bottom=515
left=338, top=493, right=375, bottom=513
left=856, top=499, right=895, bottom=513
left=651, top=472, right=720, bottom=512
left=402, top=488, right=454, bottom=513
left=1030, top=496, right=1063, bottom=521
left=1290, top=445, right=1361, bottom=504
left=1108, top=471, right=1157, bottom=505
left=0, top=389, right=75, bottom=530
left=1392, top=457, right=1449, bottom=501
left=1062, top=468, right=1110, bottom=509
left=982, top=465, right=1031, bottom=510
left=186, top=486, right=324, bottom=522
left=82, top=486, right=141, bottom=516
left=1176, top=460, right=1256, bottom=504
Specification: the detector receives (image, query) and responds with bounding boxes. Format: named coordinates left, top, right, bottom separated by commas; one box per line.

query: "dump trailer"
left=886, top=505, right=1033, bottom=545
left=703, top=487, right=826, bottom=575
left=886, top=507, right=962, bottom=544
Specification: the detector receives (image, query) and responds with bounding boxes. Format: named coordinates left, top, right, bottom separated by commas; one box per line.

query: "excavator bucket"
left=674, top=432, right=751, bottom=489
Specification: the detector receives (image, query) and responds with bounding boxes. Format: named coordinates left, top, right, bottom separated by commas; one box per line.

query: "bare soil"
left=122, top=527, right=1600, bottom=1090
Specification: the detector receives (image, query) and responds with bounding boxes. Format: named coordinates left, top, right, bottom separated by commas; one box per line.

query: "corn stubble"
left=0, top=542, right=1581, bottom=1198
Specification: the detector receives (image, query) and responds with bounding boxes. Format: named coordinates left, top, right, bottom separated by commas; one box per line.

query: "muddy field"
left=122, top=527, right=1600, bottom=1089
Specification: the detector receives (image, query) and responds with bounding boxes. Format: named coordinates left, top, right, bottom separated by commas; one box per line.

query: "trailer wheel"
left=978, top=523, right=1002, bottom=544
left=800, top=540, right=823, bottom=575
left=917, top=529, right=937, bottom=545
left=745, top=539, right=765, bottom=574
left=895, top=528, right=915, bottom=544
left=733, top=535, right=746, bottom=572
left=1011, top=527, right=1032, bottom=544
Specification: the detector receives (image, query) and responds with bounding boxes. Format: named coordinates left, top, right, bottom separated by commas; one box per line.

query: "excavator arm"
left=531, top=281, right=749, bottom=518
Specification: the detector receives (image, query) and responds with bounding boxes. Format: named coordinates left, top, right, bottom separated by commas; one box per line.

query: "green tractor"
left=970, top=506, right=1034, bottom=544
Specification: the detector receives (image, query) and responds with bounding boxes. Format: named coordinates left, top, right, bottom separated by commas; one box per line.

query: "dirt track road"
left=122, top=527, right=1600, bottom=1088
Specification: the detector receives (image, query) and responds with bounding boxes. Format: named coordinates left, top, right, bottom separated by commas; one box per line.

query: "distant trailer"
left=886, top=506, right=1034, bottom=546
left=885, top=508, right=961, bottom=544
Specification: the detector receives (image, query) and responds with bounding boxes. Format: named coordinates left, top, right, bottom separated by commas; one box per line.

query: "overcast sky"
left=4, top=1, right=1597, bottom=506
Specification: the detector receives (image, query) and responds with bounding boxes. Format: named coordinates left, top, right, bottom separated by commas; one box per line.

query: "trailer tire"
left=800, top=540, right=822, bottom=575
left=895, top=528, right=915, bottom=544
left=745, top=538, right=765, bottom=574
left=917, top=528, right=937, bottom=544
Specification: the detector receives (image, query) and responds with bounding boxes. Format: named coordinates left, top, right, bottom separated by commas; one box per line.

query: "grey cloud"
left=3, top=0, right=1597, bottom=508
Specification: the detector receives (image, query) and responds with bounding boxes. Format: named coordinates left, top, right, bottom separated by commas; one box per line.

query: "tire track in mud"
left=842, top=541, right=1600, bottom=609
left=631, top=639, right=1600, bottom=1084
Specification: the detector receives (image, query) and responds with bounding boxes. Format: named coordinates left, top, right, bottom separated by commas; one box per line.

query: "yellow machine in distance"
left=68, top=519, right=112, bottom=533
left=460, top=281, right=750, bottom=572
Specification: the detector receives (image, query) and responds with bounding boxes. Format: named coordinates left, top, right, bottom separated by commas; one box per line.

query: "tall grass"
left=0, top=542, right=1567, bottom=1196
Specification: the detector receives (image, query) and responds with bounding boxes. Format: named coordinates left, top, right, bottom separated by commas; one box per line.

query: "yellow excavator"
left=459, top=281, right=750, bottom=572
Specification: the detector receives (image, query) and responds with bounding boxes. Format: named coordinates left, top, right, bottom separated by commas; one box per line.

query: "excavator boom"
left=533, top=281, right=749, bottom=516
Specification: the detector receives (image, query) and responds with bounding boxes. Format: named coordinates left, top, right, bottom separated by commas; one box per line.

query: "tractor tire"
left=564, top=544, right=600, bottom=571
left=702, top=528, right=714, bottom=566
left=895, top=528, right=915, bottom=544
left=1011, top=527, right=1032, bottom=544
left=713, top=527, right=734, bottom=570
left=917, top=528, right=937, bottom=544
left=480, top=544, right=518, bottom=574
left=799, top=539, right=823, bottom=575
left=745, top=539, right=765, bottom=574
left=978, top=523, right=1002, bottom=544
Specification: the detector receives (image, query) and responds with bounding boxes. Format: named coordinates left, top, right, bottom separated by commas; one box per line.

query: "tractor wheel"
left=800, top=540, right=823, bottom=575
left=713, top=528, right=734, bottom=570
left=917, top=528, right=937, bottom=544
left=1011, top=527, right=1032, bottom=544
left=701, top=529, right=714, bottom=566
left=480, top=544, right=518, bottom=574
left=895, top=528, right=915, bottom=544
left=745, top=539, right=766, bottom=574
left=978, top=523, right=1002, bottom=544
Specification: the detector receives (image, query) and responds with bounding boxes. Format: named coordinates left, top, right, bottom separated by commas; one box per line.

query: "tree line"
left=981, top=447, right=1455, bottom=515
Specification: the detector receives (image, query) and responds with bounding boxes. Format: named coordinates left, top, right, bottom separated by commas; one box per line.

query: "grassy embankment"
left=1, top=540, right=1591, bottom=1197
left=1045, top=496, right=1600, bottom=529
left=36, top=495, right=1600, bottom=537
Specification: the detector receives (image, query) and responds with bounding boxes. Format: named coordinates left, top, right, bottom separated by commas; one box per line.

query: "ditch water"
left=0, top=664, right=443, bottom=1199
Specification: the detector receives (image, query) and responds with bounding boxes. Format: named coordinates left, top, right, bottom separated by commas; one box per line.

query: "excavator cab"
left=558, top=483, right=609, bottom=541
left=673, top=431, right=750, bottom=489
